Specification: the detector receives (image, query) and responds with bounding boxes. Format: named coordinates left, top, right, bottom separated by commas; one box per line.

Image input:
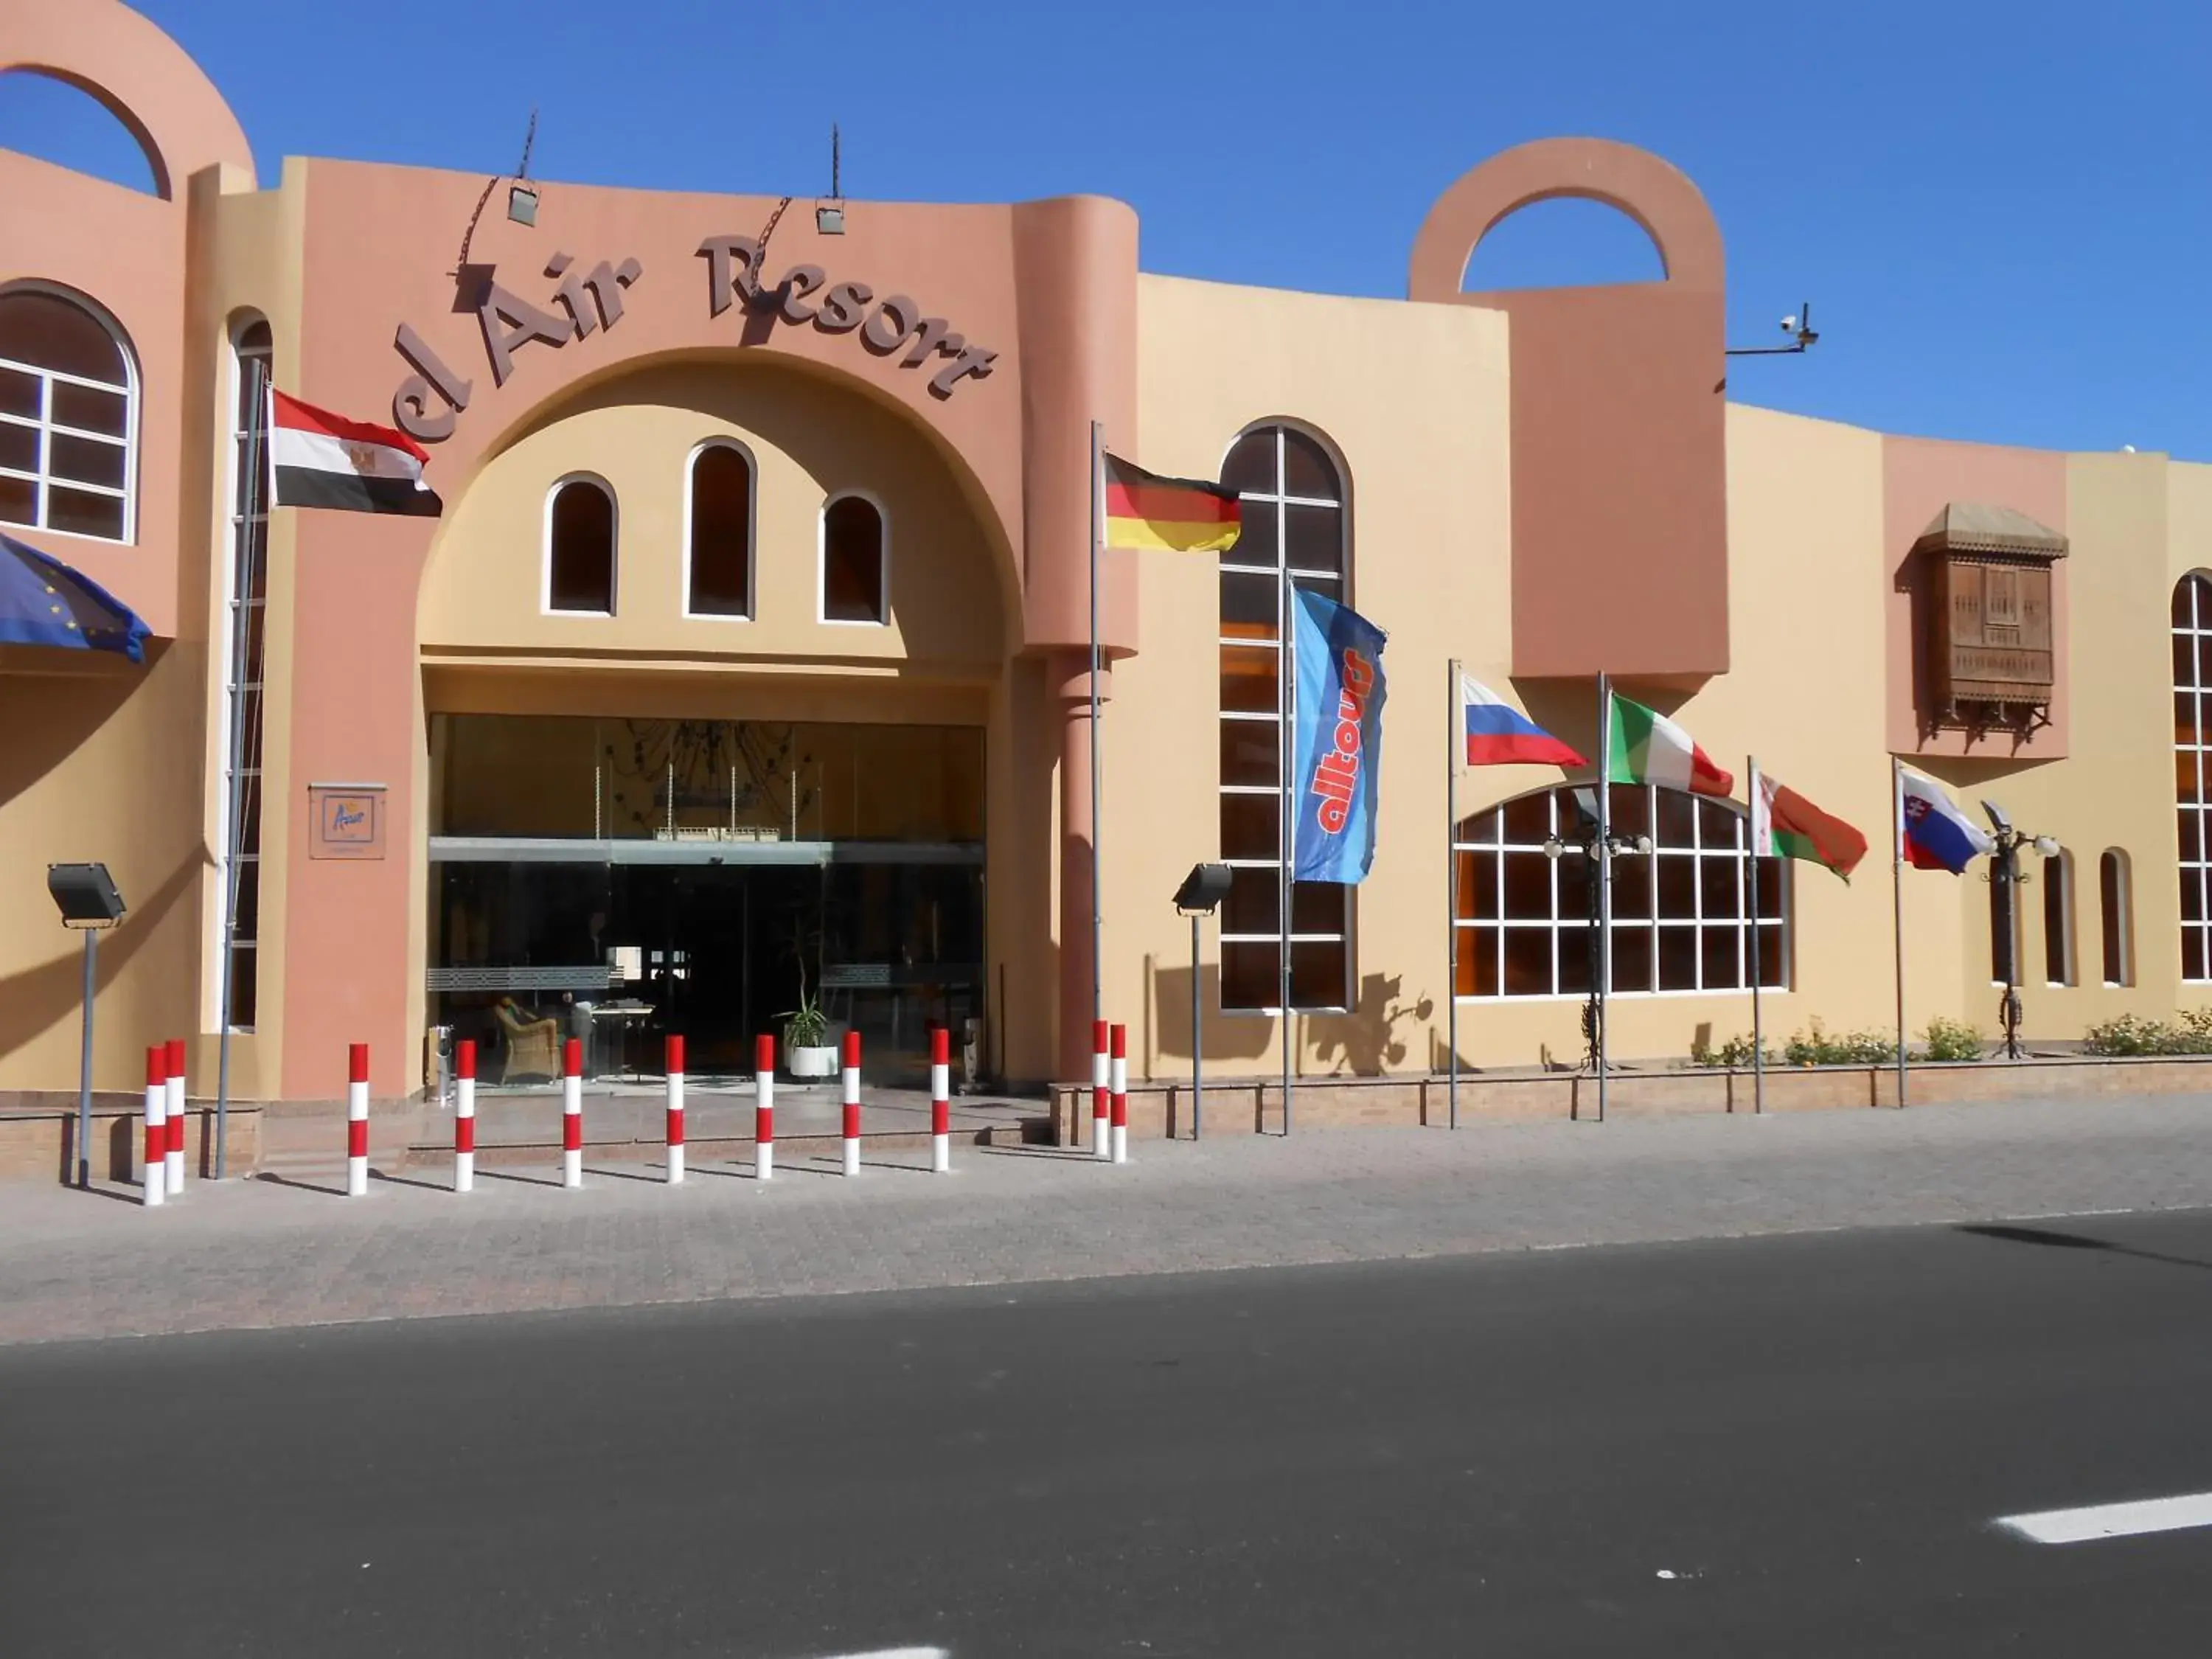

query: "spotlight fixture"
left=507, top=182, right=539, bottom=226
left=815, top=122, right=846, bottom=235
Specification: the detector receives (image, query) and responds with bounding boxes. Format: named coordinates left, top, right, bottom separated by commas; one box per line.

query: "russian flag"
left=1899, top=770, right=1994, bottom=873
left=1461, top=673, right=1585, bottom=768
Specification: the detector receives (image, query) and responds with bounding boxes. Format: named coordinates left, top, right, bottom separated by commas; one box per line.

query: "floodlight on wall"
left=48, top=863, right=125, bottom=1192
left=1174, top=862, right=1233, bottom=915
left=507, top=184, right=540, bottom=226
left=456, top=108, right=540, bottom=274
left=815, top=125, right=846, bottom=234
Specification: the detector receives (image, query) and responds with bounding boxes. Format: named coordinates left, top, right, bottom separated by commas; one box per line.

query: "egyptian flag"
left=267, top=391, right=442, bottom=516
left=1103, top=454, right=1240, bottom=553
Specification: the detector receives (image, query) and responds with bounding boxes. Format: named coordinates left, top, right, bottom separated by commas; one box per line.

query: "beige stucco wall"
left=1113, top=274, right=1512, bottom=1080
left=418, top=358, right=1011, bottom=669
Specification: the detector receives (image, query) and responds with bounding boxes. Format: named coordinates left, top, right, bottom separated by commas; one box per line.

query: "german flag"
left=1104, top=454, right=1242, bottom=553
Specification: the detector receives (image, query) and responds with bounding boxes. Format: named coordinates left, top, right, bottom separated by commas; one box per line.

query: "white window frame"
left=543, top=472, right=619, bottom=617
left=1452, top=785, right=1790, bottom=1001
left=209, top=313, right=271, bottom=1032
left=1217, top=421, right=1353, bottom=1016
left=681, top=437, right=755, bottom=622
left=2177, top=575, right=2212, bottom=981
left=817, top=488, right=890, bottom=626
left=0, top=280, right=139, bottom=545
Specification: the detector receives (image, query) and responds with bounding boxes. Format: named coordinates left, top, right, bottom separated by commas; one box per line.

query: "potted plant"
left=780, top=929, right=840, bottom=1078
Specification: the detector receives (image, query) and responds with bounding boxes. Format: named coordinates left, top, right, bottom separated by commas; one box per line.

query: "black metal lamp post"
left=1981, top=801, right=2059, bottom=1062
left=1544, top=788, right=1652, bottom=1077
left=47, top=863, right=126, bottom=1190
left=1172, top=863, right=1233, bottom=1141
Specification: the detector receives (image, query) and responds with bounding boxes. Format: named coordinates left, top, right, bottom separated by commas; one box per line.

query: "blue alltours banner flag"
left=1290, top=586, right=1388, bottom=884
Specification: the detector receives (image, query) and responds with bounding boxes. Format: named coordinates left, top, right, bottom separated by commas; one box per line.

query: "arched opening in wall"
left=684, top=439, right=752, bottom=618
left=1452, top=783, right=1787, bottom=998
left=2174, top=573, right=2212, bottom=979
left=544, top=476, right=616, bottom=614
left=0, top=69, right=164, bottom=196
left=1217, top=421, right=1354, bottom=1014
left=1459, top=195, right=1666, bottom=293
left=0, top=283, right=138, bottom=542
left=2101, top=849, right=2135, bottom=988
left=2042, top=848, right=2075, bottom=987
left=820, top=493, right=887, bottom=625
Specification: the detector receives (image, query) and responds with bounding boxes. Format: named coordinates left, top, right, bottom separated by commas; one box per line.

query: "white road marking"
left=1996, top=1492, right=2212, bottom=1545
left=815, top=1649, right=950, bottom=1659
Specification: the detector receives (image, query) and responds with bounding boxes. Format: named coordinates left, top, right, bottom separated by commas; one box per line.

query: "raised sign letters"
left=695, top=235, right=996, bottom=400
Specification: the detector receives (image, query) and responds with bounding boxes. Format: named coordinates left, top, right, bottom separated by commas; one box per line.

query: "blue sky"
left=7, top=0, right=2207, bottom=459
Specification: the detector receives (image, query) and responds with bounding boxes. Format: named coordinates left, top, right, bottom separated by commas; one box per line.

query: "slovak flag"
left=1899, top=769, right=1995, bottom=873
left=1461, top=673, right=1585, bottom=768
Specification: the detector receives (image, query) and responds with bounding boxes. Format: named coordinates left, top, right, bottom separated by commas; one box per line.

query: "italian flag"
left=1605, top=692, right=1733, bottom=797
left=1752, top=769, right=1868, bottom=881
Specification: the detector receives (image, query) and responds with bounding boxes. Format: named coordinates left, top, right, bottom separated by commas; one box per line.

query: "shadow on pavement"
left=254, top=1172, right=347, bottom=1197
left=1954, top=1221, right=2212, bottom=1272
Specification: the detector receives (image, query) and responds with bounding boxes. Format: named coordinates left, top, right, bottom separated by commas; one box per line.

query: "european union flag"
left=0, top=531, right=150, bottom=664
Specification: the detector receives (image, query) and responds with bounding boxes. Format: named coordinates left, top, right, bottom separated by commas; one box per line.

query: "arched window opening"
left=1458, top=196, right=1667, bottom=293
left=1452, top=784, right=1787, bottom=998
left=0, top=285, right=136, bottom=542
left=216, top=314, right=272, bottom=1030
left=2042, top=849, right=2075, bottom=987
left=820, top=493, right=886, bottom=623
left=1217, top=423, right=1352, bottom=1012
left=2174, top=575, right=2212, bottom=979
left=0, top=71, right=164, bottom=195
left=2101, top=849, right=2135, bottom=988
left=685, top=441, right=752, bottom=617
left=546, top=477, right=616, bottom=614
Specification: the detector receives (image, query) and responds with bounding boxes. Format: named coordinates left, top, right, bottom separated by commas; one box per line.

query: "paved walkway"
left=5, top=1093, right=2210, bottom=1346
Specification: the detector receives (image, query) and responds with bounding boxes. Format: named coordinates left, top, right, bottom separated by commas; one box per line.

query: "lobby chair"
left=494, top=998, right=561, bottom=1083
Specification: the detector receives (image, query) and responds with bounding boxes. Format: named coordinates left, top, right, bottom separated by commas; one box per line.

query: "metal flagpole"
left=1891, top=755, right=1909, bottom=1108
left=1596, top=674, right=1613, bottom=1124
left=1447, top=659, right=1460, bottom=1130
left=214, top=361, right=268, bottom=1180
left=1088, top=421, right=1103, bottom=1040
left=1279, top=560, right=1295, bottom=1136
left=1747, top=754, right=1765, bottom=1116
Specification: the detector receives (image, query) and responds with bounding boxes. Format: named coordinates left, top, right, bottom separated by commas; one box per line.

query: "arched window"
left=545, top=476, right=616, bottom=614
left=821, top=493, right=887, bottom=624
left=2042, top=848, right=2075, bottom=987
left=216, top=314, right=272, bottom=1030
left=1452, top=784, right=1787, bottom=998
left=2101, top=849, right=2135, bottom=988
left=685, top=440, right=752, bottom=618
left=0, top=285, right=136, bottom=542
left=2175, top=575, right=2212, bottom=979
left=1218, top=423, right=1352, bottom=1012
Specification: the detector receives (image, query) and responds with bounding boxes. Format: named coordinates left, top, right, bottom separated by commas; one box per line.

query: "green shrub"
left=1783, top=1019, right=1896, bottom=1067
left=1920, top=1015, right=1986, bottom=1062
left=1691, top=1031, right=1771, bottom=1068
left=2083, top=1009, right=2212, bottom=1057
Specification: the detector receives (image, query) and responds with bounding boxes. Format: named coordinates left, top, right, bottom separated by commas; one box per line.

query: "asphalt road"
left=7, top=1211, right=2212, bottom=1658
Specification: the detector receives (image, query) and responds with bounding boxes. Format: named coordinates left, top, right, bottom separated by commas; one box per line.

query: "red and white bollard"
left=931, top=1026, right=951, bottom=1175
left=1091, top=1018, right=1110, bottom=1161
left=1110, top=1023, right=1129, bottom=1166
left=754, top=1033, right=775, bottom=1181
left=453, top=1038, right=477, bottom=1193
left=561, top=1037, right=583, bottom=1189
left=142, top=1046, right=166, bottom=1208
left=841, top=1029, right=862, bottom=1178
left=346, top=1043, right=369, bottom=1197
left=164, top=1037, right=186, bottom=1197
left=665, top=1034, right=686, bottom=1185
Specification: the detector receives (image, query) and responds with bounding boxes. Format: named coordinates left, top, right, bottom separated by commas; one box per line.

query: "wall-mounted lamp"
left=507, top=183, right=540, bottom=227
